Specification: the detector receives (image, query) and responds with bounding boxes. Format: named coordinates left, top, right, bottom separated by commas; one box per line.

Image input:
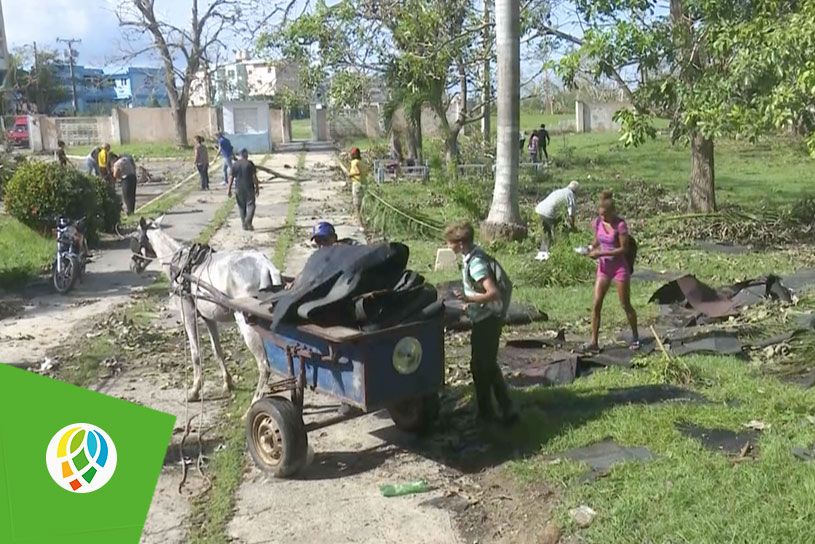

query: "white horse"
left=131, top=216, right=281, bottom=404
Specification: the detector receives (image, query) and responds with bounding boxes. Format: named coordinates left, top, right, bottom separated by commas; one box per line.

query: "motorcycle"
left=53, top=216, right=90, bottom=294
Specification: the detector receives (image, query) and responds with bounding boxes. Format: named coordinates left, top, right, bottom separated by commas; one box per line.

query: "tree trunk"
left=173, top=106, right=189, bottom=147
left=482, top=0, right=526, bottom=241
left=414, top=113, right=423, bottom=161
left=406, top=127, right=419, bottom=161
left=481, top=0, right=492, bottom=145
left=445, top=128, right=461, bottom=164
left=688, top=131, right=715, bottom=212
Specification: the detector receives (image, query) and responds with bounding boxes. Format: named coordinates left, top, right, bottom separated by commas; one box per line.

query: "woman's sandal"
left=629, top=340, right=641, bottom=351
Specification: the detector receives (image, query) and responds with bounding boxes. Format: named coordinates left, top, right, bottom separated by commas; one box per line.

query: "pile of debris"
left=499, top=269, right=815, bottom=389
left=137, top=165, right=163, bottom=184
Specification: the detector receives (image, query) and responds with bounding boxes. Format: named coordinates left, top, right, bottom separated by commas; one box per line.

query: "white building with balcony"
left=189, top=51, right=299, bottom=106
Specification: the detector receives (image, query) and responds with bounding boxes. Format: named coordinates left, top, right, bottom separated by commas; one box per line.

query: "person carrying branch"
left=348, top=147, right=366, bottom=231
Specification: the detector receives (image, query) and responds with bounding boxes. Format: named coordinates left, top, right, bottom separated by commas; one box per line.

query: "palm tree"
left=482, top=0, right=526, bottom=240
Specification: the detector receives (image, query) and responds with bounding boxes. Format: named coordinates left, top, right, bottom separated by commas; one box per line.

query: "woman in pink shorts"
left=585, top=190, right=639, bottom=351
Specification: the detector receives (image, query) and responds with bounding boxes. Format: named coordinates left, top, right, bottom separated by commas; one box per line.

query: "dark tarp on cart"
left=269, top=242, right=442, bottom=331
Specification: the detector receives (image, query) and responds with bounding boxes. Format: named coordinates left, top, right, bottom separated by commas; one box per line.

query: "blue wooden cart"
left=188, top=278, right=445, bottom=477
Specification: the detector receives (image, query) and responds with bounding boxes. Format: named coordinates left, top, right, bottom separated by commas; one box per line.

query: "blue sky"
left=4, top=0, right=209, bottom=71
left=3, top=0, right=581, bottom=84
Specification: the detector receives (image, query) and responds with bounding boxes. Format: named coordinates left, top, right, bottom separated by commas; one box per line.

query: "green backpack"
left=465, top=248, right=513, bottom=317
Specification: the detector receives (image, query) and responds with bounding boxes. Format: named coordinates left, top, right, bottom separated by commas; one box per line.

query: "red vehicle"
left=6, top=116, right=29, bottom=147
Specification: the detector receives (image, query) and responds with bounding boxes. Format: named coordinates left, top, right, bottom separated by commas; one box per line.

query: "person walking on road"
left=535, top=180, right=579, bottom=261
left=194, top=135, right=210, bottom=190
left=227, top=149, right=259, bottom=231
left=113, top=154, right=138, bottom=215
left=217, top=132, right=234, bottom=187
left=445, top=222, right=518, bottom=426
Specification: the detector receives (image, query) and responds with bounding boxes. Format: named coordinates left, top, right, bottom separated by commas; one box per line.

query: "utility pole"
left=57, top=38, right=81, bottom=116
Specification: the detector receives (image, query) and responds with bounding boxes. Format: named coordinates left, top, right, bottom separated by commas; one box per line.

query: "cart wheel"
left=388, top=393, right=440, bottom=434
left=246, top=396, right=308, bottom=478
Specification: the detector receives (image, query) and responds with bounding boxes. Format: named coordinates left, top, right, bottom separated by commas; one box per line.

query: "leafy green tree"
left=5, top=47, right=69, bottom=115
left=262, top=0, right=548, bottom=164
left=549, top=0, right=815, bottom=212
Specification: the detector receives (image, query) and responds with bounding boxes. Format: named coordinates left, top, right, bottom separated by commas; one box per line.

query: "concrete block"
left=434, top=248, right=458, bottom=272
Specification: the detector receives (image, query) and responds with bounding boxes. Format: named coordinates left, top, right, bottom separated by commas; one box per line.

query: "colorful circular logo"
left=45, top=423, right=118, bottom=493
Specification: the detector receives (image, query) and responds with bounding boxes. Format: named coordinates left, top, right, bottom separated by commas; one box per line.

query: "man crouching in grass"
left=445, top=222, right=519, bottom=426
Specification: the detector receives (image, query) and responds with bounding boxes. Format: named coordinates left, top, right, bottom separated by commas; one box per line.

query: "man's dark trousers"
left=235, top=187, right=256, bottom=229
left=122, top=175, right=137, bottom=215
left=470, top=314, right=513, bottom=418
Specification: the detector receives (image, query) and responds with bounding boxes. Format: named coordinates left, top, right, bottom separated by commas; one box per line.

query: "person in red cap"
left=347, top=147, right=366, bottom=231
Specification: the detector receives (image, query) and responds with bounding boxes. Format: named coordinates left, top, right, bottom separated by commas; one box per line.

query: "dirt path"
left=0, top=162, right=223, bottom=366
left=94, top=153, right=296, bottom=544
left=225, top=152, right=464, bottom=544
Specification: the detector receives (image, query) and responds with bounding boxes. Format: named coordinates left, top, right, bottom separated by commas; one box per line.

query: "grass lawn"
left=0, top=216, right=53, bottom=288
left=497, top=357, right=815, bottom=543
left=359, top=130, right=815, bottom=542
left=67, top=142, right=194, bottom=160
left=291, top=118, right=312, bottom=140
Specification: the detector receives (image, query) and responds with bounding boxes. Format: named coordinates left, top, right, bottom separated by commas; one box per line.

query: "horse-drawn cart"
left=188, top=277, right=445, bottom=478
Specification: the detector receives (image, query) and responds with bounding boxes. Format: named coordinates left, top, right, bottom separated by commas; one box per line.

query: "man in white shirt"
left=534, top=180, right=579, bottom=261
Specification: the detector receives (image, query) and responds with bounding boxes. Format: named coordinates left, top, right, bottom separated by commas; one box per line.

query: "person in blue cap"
left=311, top=221, right=359, bottom=248
left=285, top=222, right=359, bottom=292
left=216, top=132, right=234, bottom=186
left=296, top=220, right=360, bottom=416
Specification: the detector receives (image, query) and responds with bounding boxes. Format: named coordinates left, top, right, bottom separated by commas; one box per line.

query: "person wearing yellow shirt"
left=97, top=143, right=111, bottom=181
left=348, top=147, right=366, bottom=231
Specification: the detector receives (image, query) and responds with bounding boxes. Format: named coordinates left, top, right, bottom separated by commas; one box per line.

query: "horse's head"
left=130, top=216, right=162, bottom=274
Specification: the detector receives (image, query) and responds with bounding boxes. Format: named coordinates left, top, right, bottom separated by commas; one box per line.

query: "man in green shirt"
left=445, top=222, right=518, bottom=425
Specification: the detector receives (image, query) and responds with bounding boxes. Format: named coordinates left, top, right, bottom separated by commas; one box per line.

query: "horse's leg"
left=202, top=317, right=233, bottom=395
left=181, top=298, right=204, bottom=402
left=234, top=312, right=270, bottom=411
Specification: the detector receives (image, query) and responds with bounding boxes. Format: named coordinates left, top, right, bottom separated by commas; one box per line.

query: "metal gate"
left=56, top=118, right=99, bottom=146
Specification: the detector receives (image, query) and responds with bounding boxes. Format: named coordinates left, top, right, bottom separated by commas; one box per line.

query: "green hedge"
left=3, top=162, right=121, bottom=245
left=0, top=153, right=26, bottom=199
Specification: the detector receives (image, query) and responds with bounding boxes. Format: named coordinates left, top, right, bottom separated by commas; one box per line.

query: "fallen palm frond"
left=642, top=202, right=815, bottom=246
left=360, top=187, right=445, bottom=240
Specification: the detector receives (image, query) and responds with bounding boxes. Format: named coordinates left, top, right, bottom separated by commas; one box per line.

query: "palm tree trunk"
left=481, top=0, right=492, bottom=145
left=482, top=0, right=526, bottom=241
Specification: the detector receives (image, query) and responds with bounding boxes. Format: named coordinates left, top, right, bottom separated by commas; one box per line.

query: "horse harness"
left=170, top=243, right=214, bottom=297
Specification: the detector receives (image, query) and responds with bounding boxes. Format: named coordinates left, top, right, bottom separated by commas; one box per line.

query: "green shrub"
left=0, top=153, right=26, bottom=199
left=93, top=177, right=123, bottom=233
left=510, top=231, right=596, bottom=287
left=4, top=162, right=121, bottom=244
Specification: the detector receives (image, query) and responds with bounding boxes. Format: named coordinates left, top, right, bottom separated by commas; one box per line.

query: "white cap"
left=568, top=180, right=579, bottom=192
